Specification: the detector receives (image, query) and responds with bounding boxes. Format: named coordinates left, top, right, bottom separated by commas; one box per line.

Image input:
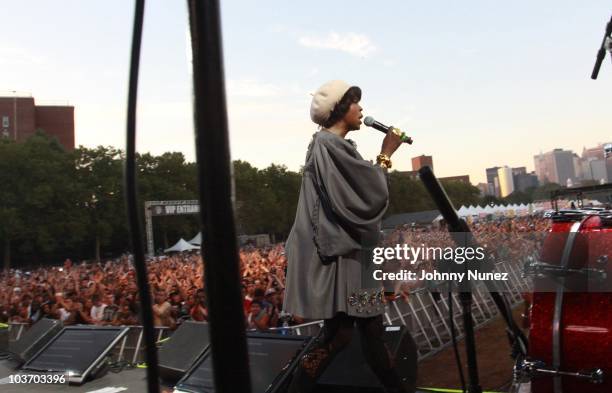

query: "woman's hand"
left=380, top=129, right=403, bottom=157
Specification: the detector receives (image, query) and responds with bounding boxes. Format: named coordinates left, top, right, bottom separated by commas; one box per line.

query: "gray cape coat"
left=284, top=130, right=389, bottom=320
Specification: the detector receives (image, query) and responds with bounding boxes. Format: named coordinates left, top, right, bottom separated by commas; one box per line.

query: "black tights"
left=288, top=313, right=407, bottom=393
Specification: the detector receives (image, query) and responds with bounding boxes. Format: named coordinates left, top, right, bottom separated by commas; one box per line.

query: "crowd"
left=0, top=216, right=550, bottom=329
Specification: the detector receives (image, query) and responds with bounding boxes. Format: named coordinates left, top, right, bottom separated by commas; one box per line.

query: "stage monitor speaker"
left=21, top=325, right=128, bottom=385
left=316, top=325, right=418, bottom=393
left=9, top=318, right=63, bottom=363
left=0, top=323, right=8, bottom=353
left=159, top=320, right=210, bottom=382
left=174, top=332, right=314, bottom=393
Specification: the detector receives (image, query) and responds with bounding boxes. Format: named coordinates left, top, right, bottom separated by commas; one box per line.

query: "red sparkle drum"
left=526, top=210, right=612, bottom=393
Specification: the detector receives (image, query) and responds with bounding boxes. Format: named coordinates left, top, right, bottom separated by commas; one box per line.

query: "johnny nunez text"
left=372, top=269, right=509, bottom=282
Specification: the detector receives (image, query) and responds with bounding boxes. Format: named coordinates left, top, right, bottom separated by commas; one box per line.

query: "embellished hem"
left=347, top=288, right=385, bottom=315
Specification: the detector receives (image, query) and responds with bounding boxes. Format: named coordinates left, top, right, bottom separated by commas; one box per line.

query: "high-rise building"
left=514, top=171, right=539, bottom=192
left=580, top=143, right=612, bottom=184
left=497, top=166, right=514, bottom=197
left=485, top=166, right=501, bottom=197
left=0, top=94, right=74, bottom=150
left=411, top=155, right=433, bottom=172
left=534, top=149, right=576, bottom=186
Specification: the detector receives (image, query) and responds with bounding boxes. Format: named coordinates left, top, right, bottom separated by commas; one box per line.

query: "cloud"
left=226, top=79, right=283, bottom=98
left=298, top=32, right=376, bottom=57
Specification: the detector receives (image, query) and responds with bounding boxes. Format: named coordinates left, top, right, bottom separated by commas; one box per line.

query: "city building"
left=439, top=175, right=471, bottom=184
left=411, top=155, right=433, bottom=172
left=514, top=171, right=539, bottom=192
left=476, top=183, right=489, bottom=197
left=0, top=94, right=74, bottom=150
left=510, top=166, right=538, bottom=192
left=497, top=166, right=514, bottom=197
left=534, top=149, right=576, bottom=186
left=579, top=143, right=612, bottom=184
left=485, top=166, right=501, bottom=197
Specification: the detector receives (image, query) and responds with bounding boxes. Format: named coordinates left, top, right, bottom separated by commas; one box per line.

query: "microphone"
left=363, top=116, right=413, bottom=144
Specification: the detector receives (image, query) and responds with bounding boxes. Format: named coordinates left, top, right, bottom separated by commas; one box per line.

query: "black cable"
left=187, top=1, right=252, bottom=392
left=449, top=287, right=466, bottom=393
left=125, top=1, right=159, bottom=392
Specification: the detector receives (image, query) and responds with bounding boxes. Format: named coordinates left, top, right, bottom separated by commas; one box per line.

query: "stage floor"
left=0, top=360, right=175, bottom=393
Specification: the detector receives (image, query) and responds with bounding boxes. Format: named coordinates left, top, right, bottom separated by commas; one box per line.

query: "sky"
left=1, top=1, right=610, bottom=184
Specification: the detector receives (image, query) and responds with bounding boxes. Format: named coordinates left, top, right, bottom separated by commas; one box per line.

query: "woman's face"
left=344, top=101, right=363, bottom=131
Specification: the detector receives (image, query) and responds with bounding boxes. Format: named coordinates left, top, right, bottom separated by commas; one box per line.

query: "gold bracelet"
left=376, top=153, right=392, bottom=169
left=390, top=127, right=402, bottom=138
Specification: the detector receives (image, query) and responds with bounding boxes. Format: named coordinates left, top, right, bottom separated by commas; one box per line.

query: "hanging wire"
left=187, top=0, right=252, bottom=391
left=124, top=0, right=160, bottom=391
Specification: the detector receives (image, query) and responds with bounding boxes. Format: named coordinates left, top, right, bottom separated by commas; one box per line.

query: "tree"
left=439, top=179, right=481, bottom=208
left=531, top=183, right=562, bottom=201
left=0, top=139, right=26, bottom=269
left=137, top=152, right=200, bottom=248
left=259, top=164, right=301, bottom=239
left=0, top=131, right=86, bottom=268
left=480, top=195, right=503, bottom=207
left=503, top=190, right=533, bottom=204
left=74, top=146, right=126, bottom=261
left=386, top=172, right=434, bottom=215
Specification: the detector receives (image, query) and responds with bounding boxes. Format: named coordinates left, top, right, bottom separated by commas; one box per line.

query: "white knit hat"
left=310, top=80, right=352, bottom=125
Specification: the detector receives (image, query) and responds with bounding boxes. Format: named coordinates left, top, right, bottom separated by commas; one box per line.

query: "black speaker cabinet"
left=22, top=325, right=129, bottom=385
left=159, top=320, right=210, bottom=382
left=174, top=332, right=314, bottom=393
left=0, top=323, right=8, bottom=353
left=9, top=318, right=63, bottom=363
left=316, top=325, right=418, bottom=393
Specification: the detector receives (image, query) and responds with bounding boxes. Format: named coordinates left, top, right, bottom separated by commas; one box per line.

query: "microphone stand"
left=418, top=166, right=529, bottom=393
left=591, top=14, right=612, bottom=80
left=419, top=167, right=482, bottom=393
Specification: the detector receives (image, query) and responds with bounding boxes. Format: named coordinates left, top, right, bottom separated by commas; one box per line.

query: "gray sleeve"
left=312, top=136, right=389, bottom=252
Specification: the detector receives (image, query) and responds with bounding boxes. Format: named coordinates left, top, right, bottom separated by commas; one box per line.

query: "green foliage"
left=530, top=182, right=561, bottom=201
left=480, top=195, right=503, bottom=206
left=386, top=172, right=434, bottom=215
left=439, top=179, right=481, bottom=207
left=233, top=161, right=301, bottom=239
left=503, top=190, right=533, bottom=204
left=5, top=131, right=556, bottom=268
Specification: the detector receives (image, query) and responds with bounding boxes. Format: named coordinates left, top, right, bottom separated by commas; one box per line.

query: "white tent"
left=457, top=205, right=470, bottom=217
left=164, top=238, right=199, bottom=253
left=188, top=232, right=202, bottom=245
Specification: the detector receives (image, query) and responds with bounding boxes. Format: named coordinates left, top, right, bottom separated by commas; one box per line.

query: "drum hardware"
left=551, top=211, right=585, bottom=222
left=523, top=260, right=607, bottom=281
left=514, top=357, right=604, bottom=385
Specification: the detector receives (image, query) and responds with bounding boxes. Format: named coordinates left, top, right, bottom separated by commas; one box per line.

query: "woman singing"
left=284, top=80, right=412, bottom=393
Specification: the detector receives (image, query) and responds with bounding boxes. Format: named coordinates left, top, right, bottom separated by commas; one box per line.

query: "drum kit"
left=515, top=207, right=612, bottom=393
